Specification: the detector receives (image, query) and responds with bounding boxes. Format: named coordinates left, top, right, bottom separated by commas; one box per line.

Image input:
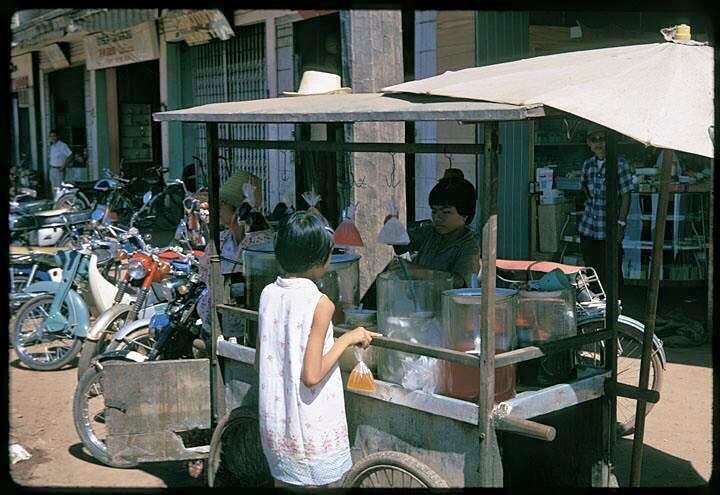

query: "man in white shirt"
left=47, top=130, right=73, bottom=192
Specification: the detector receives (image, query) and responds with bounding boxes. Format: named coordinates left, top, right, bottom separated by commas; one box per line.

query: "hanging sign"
left=85, top=20, right=160, bottom=70
left=11, top=53, right=33, bottom=91
left=42, top=43, right=71, bottom=71
left=162, top=10, right=234, bottom=46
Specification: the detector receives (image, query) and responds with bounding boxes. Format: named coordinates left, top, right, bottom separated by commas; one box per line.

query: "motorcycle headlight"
left=127, top=259, right=146, bottom=280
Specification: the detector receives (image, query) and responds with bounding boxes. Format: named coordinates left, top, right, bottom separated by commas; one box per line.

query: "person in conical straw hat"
left=195, top=171, right=272, bottom=361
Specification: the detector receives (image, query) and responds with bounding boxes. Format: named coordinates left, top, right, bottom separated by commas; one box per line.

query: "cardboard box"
left=538, top=201, right=575, bottom=253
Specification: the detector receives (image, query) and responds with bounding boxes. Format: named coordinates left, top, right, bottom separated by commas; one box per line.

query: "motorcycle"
left=9, top=193, right=155, bottom=367
left=8, top=246, right=63, bottom=315
left=10, top=234, right=139, bottom=371
left=75, top=243, right=198, bottom=379
left=73, top=259, right=206, bottom=467
left=54, top=171, right=137, bottom=221
left=74, top=185, right=205, bottom=377
left=10, top=202, right=92, bottom=248
left=174, top=187, right=210, bottom=251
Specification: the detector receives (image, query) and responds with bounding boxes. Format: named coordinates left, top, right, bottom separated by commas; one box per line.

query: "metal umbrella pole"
left=629, top=148, right=674, bottom=486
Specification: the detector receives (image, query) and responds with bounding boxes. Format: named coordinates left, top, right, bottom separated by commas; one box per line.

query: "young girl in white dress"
left=254, top=211, right=379, bottom=488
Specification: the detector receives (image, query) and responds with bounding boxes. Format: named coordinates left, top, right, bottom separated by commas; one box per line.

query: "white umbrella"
left=383, top=40, right=714, bottom=158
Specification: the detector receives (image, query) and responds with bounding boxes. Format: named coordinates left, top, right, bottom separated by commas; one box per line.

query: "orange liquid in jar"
left=439, top=339, right=516, bottom=403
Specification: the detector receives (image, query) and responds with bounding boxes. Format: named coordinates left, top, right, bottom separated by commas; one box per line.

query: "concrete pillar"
left=94, top=69, right=111, bottom=174
left=160, top=40, right=183, bottom=180
left=341, top=10, right=405, bottom=295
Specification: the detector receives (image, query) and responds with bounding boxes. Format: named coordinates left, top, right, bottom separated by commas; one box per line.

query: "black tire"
left=577, top=320, right=664, bottom=437
left=207, top=408, right=272, bottom=487
left=13, top=294, right=83, bottom=371
left=55, top=193, right=89, bottom=211
left=73, top=361, right=139, bottom=468
left=342, top=451, right=448, bottom=488
left=106, top=325, right=155, bottom=355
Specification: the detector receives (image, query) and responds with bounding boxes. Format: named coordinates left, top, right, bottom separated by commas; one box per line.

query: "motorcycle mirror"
left=175, top=222, right=186, bottom=241
left=143, top=191, right=153, bottom=205
left=144, top=233, right=152, bottom=241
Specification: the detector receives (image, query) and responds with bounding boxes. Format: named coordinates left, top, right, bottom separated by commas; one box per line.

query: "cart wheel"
left=207, top=407, right=272, bottom=487
left=342, top=451, right=448, bottom=488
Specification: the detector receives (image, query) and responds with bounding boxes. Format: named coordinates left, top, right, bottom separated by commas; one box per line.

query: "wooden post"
left=478, top=121, right=503, bottom=487
left=206, top=122, right=226, bottom=426
left=603, top=128, right=620, bottom=482
left=707, top=164, right=713, bottom=335
left=629, top=148, right=674, bottom=486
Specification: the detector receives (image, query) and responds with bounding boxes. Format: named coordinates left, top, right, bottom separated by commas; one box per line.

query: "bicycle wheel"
left=342, top=451, right=448, bottom=488
left=577, top=319, right=664, bottom=437
left=207, top=408, right=272, bottom=487
left=13, top=294, right=83, bottom=371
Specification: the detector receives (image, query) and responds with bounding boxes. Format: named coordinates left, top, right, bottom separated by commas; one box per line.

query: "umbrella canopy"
left=383, top=41, right=714, bottom=158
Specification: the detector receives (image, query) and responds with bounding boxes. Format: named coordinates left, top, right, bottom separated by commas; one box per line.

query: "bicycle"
left=494, top=259, right=666, bottom=437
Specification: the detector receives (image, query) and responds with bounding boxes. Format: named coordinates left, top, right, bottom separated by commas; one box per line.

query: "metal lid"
left=442, top=288, right=518, bottom=305
left=244, top=241, right=360, bottom=264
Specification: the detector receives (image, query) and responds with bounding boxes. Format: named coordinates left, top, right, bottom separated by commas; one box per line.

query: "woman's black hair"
left=428, top=173, right=477, bottom=224
left=275, top=210, right=334, bottom=274
left=237, top=202, right=270, bottom=232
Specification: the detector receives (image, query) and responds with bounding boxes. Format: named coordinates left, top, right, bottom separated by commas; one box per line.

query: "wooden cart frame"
left=102, top=93, right=661, bottom=487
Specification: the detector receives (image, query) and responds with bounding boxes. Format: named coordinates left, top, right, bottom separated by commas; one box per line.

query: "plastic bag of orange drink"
left=347, top=347, right=376, bottom=392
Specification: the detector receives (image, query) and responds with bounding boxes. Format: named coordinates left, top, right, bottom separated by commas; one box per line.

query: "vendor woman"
left=395, top=169, right=480, bottom=288
left=197, top=172, right=273, bottom=332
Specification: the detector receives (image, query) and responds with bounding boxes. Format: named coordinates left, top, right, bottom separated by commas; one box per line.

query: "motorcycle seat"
left=10, top=246, right=63, bottom=256
left=35, top=208, right=71, bottom=217
left=73, top=180, right=100, bottom=188
left=38, top=210, right=91, bottom=228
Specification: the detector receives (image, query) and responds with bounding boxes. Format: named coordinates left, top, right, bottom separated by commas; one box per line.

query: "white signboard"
left=85, top=20, right=160, bottom=70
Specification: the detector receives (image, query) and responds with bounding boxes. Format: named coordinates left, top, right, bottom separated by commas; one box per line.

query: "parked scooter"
left=8, top=246, right=63, bottom=315
left=10, top=234, right=139, bottom=371
left=8, top=193, right=161, bottom=371
left=73, top=258, right=205, bottom=467
left=9, top=203, right=92, bottom=248
left=75, top=243, right=197, bottom=379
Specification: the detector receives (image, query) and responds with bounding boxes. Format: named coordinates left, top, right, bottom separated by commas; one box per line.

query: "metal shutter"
left=189, top=23, right=268, bottom=211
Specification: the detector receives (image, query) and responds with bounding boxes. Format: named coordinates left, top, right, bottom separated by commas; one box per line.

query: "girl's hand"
left=342, top=327, right=382, bottom=349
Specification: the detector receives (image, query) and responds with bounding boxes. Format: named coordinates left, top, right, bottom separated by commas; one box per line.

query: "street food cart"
left=99, top=92, right=655, bottom=487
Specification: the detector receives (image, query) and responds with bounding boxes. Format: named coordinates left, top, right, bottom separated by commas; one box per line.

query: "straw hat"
left=282, top=70, right=352, bottom=96
left=220, top=171, right=262, bottom=209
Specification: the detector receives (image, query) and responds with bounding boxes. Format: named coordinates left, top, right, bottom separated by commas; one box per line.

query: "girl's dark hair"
left=428, top=176, right=477, bottom=224
left=275, top=210, right=334, bottom=274
left=237, top=202, right=270, bottom=232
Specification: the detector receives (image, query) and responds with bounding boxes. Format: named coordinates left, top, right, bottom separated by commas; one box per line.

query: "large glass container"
left=438, top=288, right=518, bottom=403
left=515, top=288, right=578, bottom=387
left=375, top=267, right=454, bottom=394
left=243, top=242, right=360, bottom=323
left=515, top=288, right=576, bottom=346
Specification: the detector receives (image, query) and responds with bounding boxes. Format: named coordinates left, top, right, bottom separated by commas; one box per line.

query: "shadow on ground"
left=614, top=437, right=708, bottom=487
left=68, top=443, right=206, bottom=487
